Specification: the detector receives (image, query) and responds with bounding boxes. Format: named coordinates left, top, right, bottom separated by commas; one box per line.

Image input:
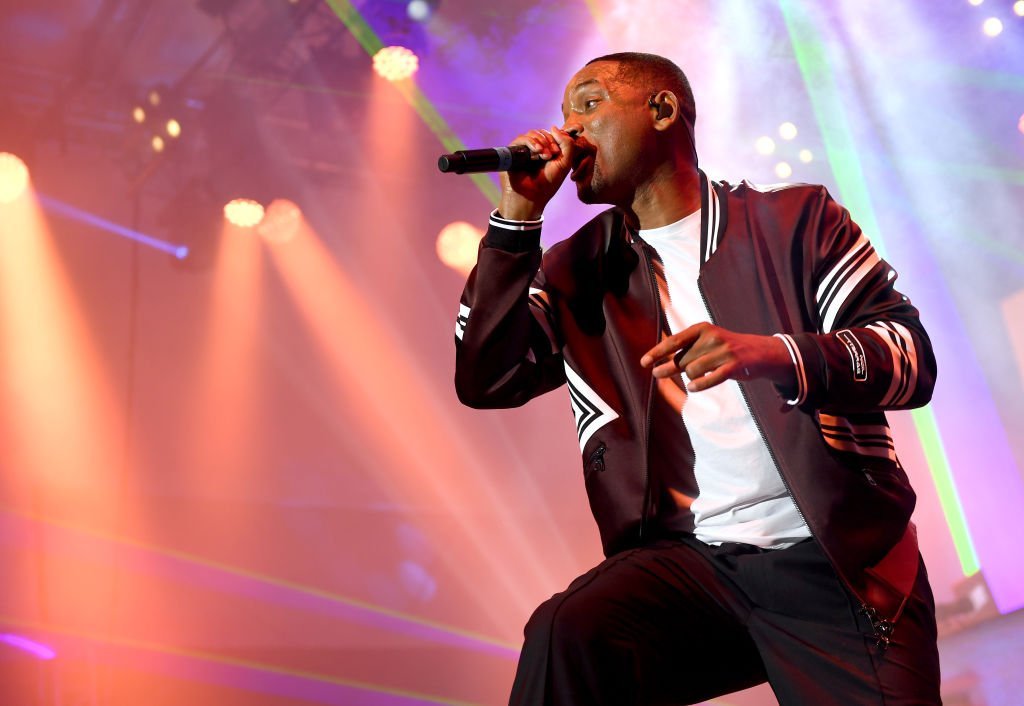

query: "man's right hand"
left=498, top=126, right=577, bottom=221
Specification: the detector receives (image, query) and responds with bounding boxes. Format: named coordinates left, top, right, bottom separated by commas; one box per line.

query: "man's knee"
left=523, top=589, right=619, bottom=655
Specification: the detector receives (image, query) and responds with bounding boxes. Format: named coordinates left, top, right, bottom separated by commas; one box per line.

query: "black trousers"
left=509, top=536, right=941, bottom=705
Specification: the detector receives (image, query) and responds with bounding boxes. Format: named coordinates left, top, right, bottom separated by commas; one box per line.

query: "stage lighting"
left=1015, top=0, right=1024, bottom=16
left=166, top=118, right=182, bottom=138
left=224, top=198, right=265, bottom=228
left=967, top=0, right=984, bottom=6
left=798, top=149, right=814, bottom=164
left=132, top=106, right=146, bottom=124
left=151, top=135, right=166, bottom=153
left=148, top=89, right=162, bottom=107
left=755, top=136, right=776, bottom=155
left=373, top=46, right=419, bottom=82
left=983, top=17, right=1003, bottom=35
left=779, top=122, right=798, bottom=140
left=775, top=162, right=793, bottom=179
left=257, top=198, right=302, bottom=243
left=407, top=0, right=439, bottom=22
left=1018, top=114, right=1024, bottom=135
left=0, top=152, right=30, bottom=204
left=436, top=221, right=483, bottom=276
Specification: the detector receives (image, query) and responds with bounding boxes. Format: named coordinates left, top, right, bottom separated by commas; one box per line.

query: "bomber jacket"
left=454, top=171, right=937, bottom=619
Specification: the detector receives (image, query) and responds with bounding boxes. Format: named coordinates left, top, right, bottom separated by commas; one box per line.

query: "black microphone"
left=437, top=145, right=543, bottom=174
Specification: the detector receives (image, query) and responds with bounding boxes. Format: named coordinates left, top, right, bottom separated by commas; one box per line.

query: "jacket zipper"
left=637, top=237, right=662, bottom=541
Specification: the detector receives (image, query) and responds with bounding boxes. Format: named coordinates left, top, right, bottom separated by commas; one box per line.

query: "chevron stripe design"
left=563, top=363, right=619, bottom=452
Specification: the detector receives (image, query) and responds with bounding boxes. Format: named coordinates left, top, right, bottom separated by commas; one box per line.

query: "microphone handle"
left=438, top=145, right=542, bottom=174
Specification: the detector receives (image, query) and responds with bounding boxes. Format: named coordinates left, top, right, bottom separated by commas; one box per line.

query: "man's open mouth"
left=571, top=153, right=594, bottom=182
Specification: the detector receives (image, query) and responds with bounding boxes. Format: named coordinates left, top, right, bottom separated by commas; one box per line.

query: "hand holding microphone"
left=438, top=127, right=578, bottom=221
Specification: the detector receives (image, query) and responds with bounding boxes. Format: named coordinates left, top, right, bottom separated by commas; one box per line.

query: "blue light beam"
left=38, top=194, right=189, bottom=259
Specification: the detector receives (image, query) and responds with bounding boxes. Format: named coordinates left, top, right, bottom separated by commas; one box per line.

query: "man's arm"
left=454, top=212, right=566, bottom=408
left=641, top=186, right=935, bottom=415
left=773, top=186, right=936, bottom=414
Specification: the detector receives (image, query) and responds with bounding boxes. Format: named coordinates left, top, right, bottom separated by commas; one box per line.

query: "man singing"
left=454, top=52, right=940, bottom=705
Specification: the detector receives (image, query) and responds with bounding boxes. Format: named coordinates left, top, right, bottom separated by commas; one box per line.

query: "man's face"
left=560, top=61, right=651, bottom=205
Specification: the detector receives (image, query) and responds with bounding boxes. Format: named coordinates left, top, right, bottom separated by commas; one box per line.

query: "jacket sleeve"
left=453, top=212, right=566, bottom=409
left=774, top=186, right=936, bottom=414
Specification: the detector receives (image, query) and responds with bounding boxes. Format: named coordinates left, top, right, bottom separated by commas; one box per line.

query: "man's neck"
left=623, top=164, right=701, bottom=231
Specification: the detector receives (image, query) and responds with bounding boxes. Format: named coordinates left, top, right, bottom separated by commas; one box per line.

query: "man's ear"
left=649, top=90, right=679, bottom=129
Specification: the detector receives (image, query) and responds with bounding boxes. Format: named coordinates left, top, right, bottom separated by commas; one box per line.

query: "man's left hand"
left=640, top=322, right=795, bottom=393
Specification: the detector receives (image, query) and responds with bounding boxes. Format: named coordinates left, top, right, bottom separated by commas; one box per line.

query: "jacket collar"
left=698, top=169, right=728, bottom=265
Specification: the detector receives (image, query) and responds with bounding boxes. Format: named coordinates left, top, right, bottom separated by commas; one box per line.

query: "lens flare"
left=755, top=136, right=776, bottom=155
left=436, top=221, right=484, bottom=277
left=257, top=199, right=302, bottom=243
left=982, top=17, right=1003, bottom=36
left=0, top=152, right=30, bottom=204
left=373, top=46, right=419, bottom=82
left=224, top=198, right=265, bottom=228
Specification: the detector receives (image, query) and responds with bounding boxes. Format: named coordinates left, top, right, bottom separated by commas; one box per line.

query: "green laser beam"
left=322, top=0, right=500, bottom=206
left=778, top=0, right=980, bottom=576
left=0, top=505, right=520, bottom=651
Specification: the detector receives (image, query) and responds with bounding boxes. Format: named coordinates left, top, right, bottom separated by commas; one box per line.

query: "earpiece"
left=648, top=94, right=672, bottom=120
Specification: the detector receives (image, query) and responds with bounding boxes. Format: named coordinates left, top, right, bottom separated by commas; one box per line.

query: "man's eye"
left=584, top=99, right=600, bottom=110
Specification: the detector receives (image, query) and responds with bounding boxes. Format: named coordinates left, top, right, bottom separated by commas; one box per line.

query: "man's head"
left=560, top=52, right=697, bottom=206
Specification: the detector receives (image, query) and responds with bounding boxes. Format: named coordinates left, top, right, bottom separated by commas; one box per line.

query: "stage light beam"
left=166, top=119, right=182, bottom=138
left=1015, top=0, right=1024, bottom=16
left=257, top=199, right=302, bottom=243
left=779, top=122, right=798, bottom=140
left=0, top=152, right=30, bottom=204
left=373, top=46, right=419, bottom=82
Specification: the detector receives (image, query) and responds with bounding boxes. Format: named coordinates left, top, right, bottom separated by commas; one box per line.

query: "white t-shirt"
left=639, top=211, right=810, bottom=549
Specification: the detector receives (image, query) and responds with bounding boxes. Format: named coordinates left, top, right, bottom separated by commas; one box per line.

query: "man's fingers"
left=640, top=324, right=706, bottom=368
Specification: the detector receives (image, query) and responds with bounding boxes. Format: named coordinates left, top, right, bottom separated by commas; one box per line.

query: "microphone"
left=437, top=145, right=543, bottom=174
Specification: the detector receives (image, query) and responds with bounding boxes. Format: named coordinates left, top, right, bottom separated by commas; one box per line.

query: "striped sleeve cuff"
left=484, top=209, right=543, bottom=252
left=774, top=333, right=807, bottom=406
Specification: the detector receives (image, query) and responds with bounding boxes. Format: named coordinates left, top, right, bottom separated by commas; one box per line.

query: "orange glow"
left=0, top=192, right=124, bottom=516
left=223, top=198, right=265, bottom=228
left=0, top=152, right=30, bottom=203
left=372, top=46, right=419, bottom=81
left=181, top=220, right=265, bottom=489
left=257, top=199, right=302, bottom=243
left=267, top=224, right=561, bottom=628
left=435, top=221, right=483, bottom=276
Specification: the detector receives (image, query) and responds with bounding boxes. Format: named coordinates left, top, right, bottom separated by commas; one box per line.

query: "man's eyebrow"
left=561, top=78, right=603, bottom=115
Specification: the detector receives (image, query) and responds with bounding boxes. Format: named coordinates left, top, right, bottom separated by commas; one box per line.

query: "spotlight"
left=166, top=118, right=182, bottom=138
left=151, top=135, right=166, bottom=153
left=779, top=122, right=798, bottom=140
left=147, top=89, right=162, bottom=107
left=407, top=0, right=439, bottom=22
left=755, top=136, right=776, bottom=155
left=224, top=198, right=265, bottom=228
left=0, top=152, right=30, bottom=204
left=774, top=161, right=793, bottom=179
left=967, top=0, right=984, bottom=5
left=132, top=106, right=146, bottom=123
left=373, top=46, right=419, bottom=82
left=257, top=198, right=302, bottom=243
left=798, top=148, right=814, bottom=163
left=983, top=17, right=1003, bottom=35
left=436, top=221, right=483, bottom=276
left=1016, top=0, right=1024, bottom=16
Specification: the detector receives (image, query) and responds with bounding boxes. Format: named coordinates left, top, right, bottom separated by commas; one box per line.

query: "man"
left=454, top=52, right=940, bottom=705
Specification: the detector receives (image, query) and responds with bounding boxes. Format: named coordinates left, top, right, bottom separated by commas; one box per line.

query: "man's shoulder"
left=543, top=207, right=624, bottom=263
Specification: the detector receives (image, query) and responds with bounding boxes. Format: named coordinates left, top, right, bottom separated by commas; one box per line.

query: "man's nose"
left=561, top=123, right=582, bottom=138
